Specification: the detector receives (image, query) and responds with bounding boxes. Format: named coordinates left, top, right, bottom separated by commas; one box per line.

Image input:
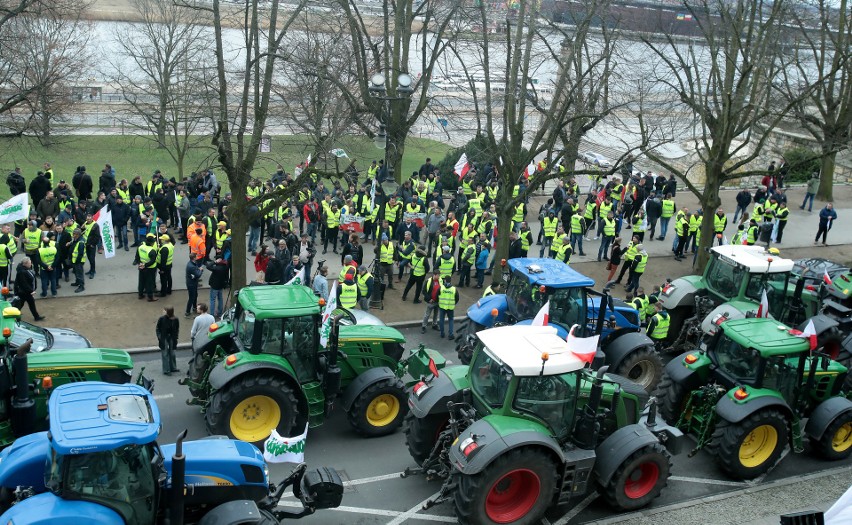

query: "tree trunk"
left=817, top=149, right=836, bottom=202
left=228, top=179, right=249, bottom=291
left=695, top=164, right=723, bottom=272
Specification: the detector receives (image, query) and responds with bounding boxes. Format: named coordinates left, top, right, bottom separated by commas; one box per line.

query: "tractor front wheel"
left=653, top=372, right=689, bottom=424
left=403, top=412, right=449, bottom=466
left=811, top=411, right=852, bottom=461
left=611, top=347, right=663, bottom=393
left=602, top=442, right=671, bottom=511
left=347, top=378, right=408, bottom=437
left=205, top=374, right=298, bottom=447
left=453, top=448, right=556, bottom=525
left=709, top=409, right=788, bottom=480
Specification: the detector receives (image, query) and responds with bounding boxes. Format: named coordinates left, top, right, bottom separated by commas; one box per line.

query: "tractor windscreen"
left=745, top=272, right=788, bottom=319
left=710, top=335, right=761, bottom=384
left=513, top=373, right=579, bottom=436
left=470, top=346, right=512, bottom=409
left=704, top=254, right=745, bottom=301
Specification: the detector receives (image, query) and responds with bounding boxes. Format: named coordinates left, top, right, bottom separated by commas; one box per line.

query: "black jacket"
left=77, top=173, right=93, bottom=201
left=645, top=198, right=662, bottom=221
left=110, top=202, right=130, bottom=225
left=13, top=263, right=36, bottom=295
left=29, top=175, right=52, bottom=208
left=156, top=315, right=180, bottom=346
left=7, top=172, right=26, bottom=195
left=736, top=190, right=753, bottom=208
left=265, top=257, right=284, bottom=284
left=205, top=260, right=229, bottom=289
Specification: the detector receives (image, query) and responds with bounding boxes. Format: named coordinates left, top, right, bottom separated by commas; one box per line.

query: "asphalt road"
left=132, top=326, right=852, bottom=525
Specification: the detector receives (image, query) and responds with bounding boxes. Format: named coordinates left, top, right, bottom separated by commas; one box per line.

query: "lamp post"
left=368, top=70, right=414, bottom=187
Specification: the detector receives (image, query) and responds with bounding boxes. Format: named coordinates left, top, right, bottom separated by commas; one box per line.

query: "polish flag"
left=789, top=319, right=818, bottom=351
left=756, top=289, right=770, bottom=318
left=824, top=269, right=833, bottom=285
left=454, top=153, right=471, bottom=181
left=532, top=301, right=550, bottom=326
left=567, top=324, right=599, bottom=364
left=523, top=161, right=536, bottom=179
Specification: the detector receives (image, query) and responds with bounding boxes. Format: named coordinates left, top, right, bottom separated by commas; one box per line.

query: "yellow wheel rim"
left=365, top=394, right=400, bottom=427
left=229, top=395, right=281, bottom=442
left=831, top=422, right=852, bottom=453
left=739, top=424, right=778, bottom=468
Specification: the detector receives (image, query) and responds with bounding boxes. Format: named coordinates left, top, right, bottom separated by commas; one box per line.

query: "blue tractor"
left=457, top=258, right=663, bottom=391
left=0, top=382, right=343, bottom=524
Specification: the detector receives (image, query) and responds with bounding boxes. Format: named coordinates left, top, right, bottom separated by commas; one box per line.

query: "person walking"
left=733, top=187, right=752, bottom=223
left=135, top=233, right=159, bottom=302
left=156, top=307, right=180, bottom=376
left=616, top=236, right=639, bottom=282
left=37, top=237, right=57, bottom=298
left=607, top=237, right=623, bottom=282
left=800, top=173, right=819, bottom=212
left=185, top=252, right=204, bottom=317
left=475, top=241, right=489, bottom=289
left=438, top=275, right=459, bottom=340
left=402, top=247, right=428, bottom=302
left=570, top=210, right=585, bottom=256
left=597, top=211, right=616, bottom=261
left=774, top=202, right=789, bottom=243
left=625, top=244, right=648, bottom=294
left=815, top=203, right=837, bottom=246
left=14, top=257, right=44, bottom=321
left=421, top=270, right=442, bottom=334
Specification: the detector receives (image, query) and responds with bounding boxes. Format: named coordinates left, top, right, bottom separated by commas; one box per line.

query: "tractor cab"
left=504, top=259, right=592, bottom=334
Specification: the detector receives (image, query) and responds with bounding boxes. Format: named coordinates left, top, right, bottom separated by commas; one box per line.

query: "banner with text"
left=403, top=212, right=427, bottom=229
left=340, top=214, right=365, bottom=233
left=0, top=193, right=29, bottom=224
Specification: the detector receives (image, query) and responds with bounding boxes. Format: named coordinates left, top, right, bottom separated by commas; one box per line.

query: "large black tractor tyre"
left=185, top=351, right=213, bottom=399
left=206, top=373, right=299, bottom=448
left=457, top=320, right=486, bottom=365
left=610, top=347, right=663, bottom=393
left=403, top=411, right=450, bottom=466
left=665, top=306, right=692, bottom=346
left=810, top=410, right=852, bottom=461
left=708, top=409, right=788, bottom=480
left=347, top=377, right=408, bottom=437
left=601, top=442, right=672, bottom=511
left=453, top=448, right=557, bottom=525
left=652, top=372, right=690, bottom=424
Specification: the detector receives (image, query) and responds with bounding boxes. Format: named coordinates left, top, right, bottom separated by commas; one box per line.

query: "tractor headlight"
left=123, top=369, right=133, bottom=377
left=264, top=464, right=269, bottom=482
left=459, top=436, right=481, bottom=460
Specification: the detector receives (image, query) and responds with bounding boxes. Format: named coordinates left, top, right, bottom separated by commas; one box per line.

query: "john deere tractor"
left=0, top=381, right=342, bottom=524
left=0, top=304, right=152, bottom=448
left=458, top=258, right=662, bottom=392
left=403, top=325, right=685, bottom=525
left=655, top=317, right=852, bottom=480
left=182, top=285, right=444, bottom=445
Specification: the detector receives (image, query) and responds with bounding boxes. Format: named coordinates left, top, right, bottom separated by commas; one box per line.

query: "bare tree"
left=781, top=0, right=851, bottom=201
left=108, top=0, right=213, bottom=179
left=636, top=0, right=805, bottom=270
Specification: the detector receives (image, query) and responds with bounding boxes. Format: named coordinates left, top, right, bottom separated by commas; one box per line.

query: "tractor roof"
left=711, top=245, right=794, bottom=273
left=508, top=258, right=595, bottom=289
left=720, top=318, right=810, bottom=356
left=48, top=382, right=160, bottom=455
left=477, top=325, right=586, bottom=376
left=237, top=285, right=322, bottom=319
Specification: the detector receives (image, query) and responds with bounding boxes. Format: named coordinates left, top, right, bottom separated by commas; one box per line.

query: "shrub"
left=782, top=147, right=821, bottom=183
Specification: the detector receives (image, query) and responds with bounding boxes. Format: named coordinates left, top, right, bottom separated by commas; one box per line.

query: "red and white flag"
left=92, top=205, right=116, bottom=259
left=823, top=269, right=833, bottom=285
left=567, top=324, right=599, bottom=364
left=789, top=319, right=818, bottom=351
left=523, top=161, right=536, bottom=179
left=756, top=289, right=770, bottom=318
left=454, top=153, right=471, bottom=181
left=532, top=300, right=550, bottom=326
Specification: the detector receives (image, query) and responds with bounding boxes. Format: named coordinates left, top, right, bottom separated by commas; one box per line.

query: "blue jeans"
left=598, top=236, right=612, bottom=260
left=115, top=224, right=128, bottom=248
left=209, top=287, right=224, bottom=318
left=801, top=193, right=815, bottom=212
left=40, top=268, right=57, bottom=296
left=476, top=268, right=485, bottom=286
left=439, top=308, right=454, bottom=337
left=248, top=226, right=260, bottom=253
left=539, top=237, right=552, bottom=257
left=659, top=217, right=670, bottom=239
left=732, top=205, right=747, bottom=224
left=571, top=232, right=583, bottom=254
left=307, top=222, right=317, bottom=240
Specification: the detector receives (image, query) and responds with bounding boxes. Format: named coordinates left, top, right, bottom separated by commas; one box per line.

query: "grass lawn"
left=0, top=134, right=452, bottom=200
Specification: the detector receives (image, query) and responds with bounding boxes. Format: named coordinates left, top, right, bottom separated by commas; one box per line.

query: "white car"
left=580, top=151, right=612, bottom=169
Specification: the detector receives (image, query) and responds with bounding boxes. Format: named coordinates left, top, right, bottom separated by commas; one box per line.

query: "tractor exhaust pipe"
left=11, top=339, right=35, bottom=438
left=168, top=429, right=189, bottom=525
left=323, top=315, right=345, bottom=413
left=573, top=366, right=609, bottom=450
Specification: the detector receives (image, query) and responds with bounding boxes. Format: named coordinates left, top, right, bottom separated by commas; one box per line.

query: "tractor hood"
left=339, top=324, right=406, bottom=342
left=195, top=320, right=234, bottom=353
left=700, top=300, right=760, bottom=335
left=466, top=294, right=508, bottom=327
left=161, top=438, right=269, bottom=490
left=0, top=431, right=51, bottom=490
left=27, top=347, right=135, bottom=372
left=658, top=275, right=704, bottom=309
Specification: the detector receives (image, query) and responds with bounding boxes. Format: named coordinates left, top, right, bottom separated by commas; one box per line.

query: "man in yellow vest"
left=713, top=208, right=728, bottom=246
left=22, top=221, right=42, bottom=278
left=135, top=233, right=159, bottom=301
left=157, top=234, right=175, bottom=297
left=69, top=228, right=87, bottom=293
left=554, top=234, right=573, bottom=264
left=570, top=211, right=586, bottom=257
left=625, top=244, right=648, bottom=294
left=646, top=302, right=670, bottom=348
left=378, top=234, right=396, bottom=289
left=323, top=203, right=341, bottom=254
left=597, top=210, right=616, bottom=262
left=438, top=276, right=460, bottom=340
left=337, top=270, right=359, bottom=310
left=458, top=239, right=476, bottom=287
left=37, top=236, right=58, bottom=297
left=356, top=265, right=374, bottom=310
left=402, top=247, right=429, bottom=303
left=658, top=193, right=676, bottom=241
left=616, top=236, right=639, bottom=283
left=540, top=210, right=558, bottom=257
left=674, top=210, right=690, bottom=260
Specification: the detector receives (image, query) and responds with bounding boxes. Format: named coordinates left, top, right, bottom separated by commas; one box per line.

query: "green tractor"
left=403, top=324, right=685, bottom=525
left=655, top=317, right=852, bottom=480
left=182, top=285, right=445, bottom=444
left=0, top=304, right=152, bottom=447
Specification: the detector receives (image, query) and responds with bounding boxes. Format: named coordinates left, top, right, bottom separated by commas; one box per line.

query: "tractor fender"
left=799, top=314, right=839, bottom=337
left=658, top=277, right=700, bottom=310
left=664, top=352, right=707, bottom=390
left=0, top=492, right=124, bottom=524
left=0, top=431, right=50, bottom=490
left=715, top=394, right=793, bottom=425
left=701, top=304, right=749, bottom=334
left=407, top=370, right=466, bottom=418
left=804, top=397, right=852, bottom=441
left=341, top=367, right=397, bottom=412
left=594, top=424, right=662, bottom=486
left=602, top=331, right=656, bottom=371
left=466, top=294, right=508, bottom=327
left=448, top=418, right=564, bottom=476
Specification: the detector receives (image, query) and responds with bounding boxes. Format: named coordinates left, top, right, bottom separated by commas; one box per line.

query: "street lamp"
left=368, top=70, right=415, bottom=186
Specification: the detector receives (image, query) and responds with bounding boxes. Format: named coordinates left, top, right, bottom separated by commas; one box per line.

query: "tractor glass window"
left=281, top=314, right=319, bottom=383
left=762, top=356, right=799, bottom=401
left=236, top=310, right=257, bottom=350
left=507, top=271, right=541, bottom=320
left=705, top=256, right=745, bottom=300
left=470, top=348, right=512, bottom=408
left=63, top=445, right=157, bottom=525
left=260, top=318, right=285, bottom=355
left=712, top=335, right=760, bottom=383
left=745, top=272, right=788, bottom=319
left=549, top=287, right=586, bottom=332
left=514, top=373, right=578, bottom=436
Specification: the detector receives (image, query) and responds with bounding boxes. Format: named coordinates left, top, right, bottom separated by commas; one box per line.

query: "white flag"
left=454, top=153, right=471, bottom=181
left=0, top=193, right=29, bottom=223
left=369, top=178, right=377, bottom=211
left=263, top=424, right=307, bottom=464
left=285, top=266, right=305, bottom=286
left=532, top=300, right=550, bottom=326
left=319, top=281, right=338, bottom=348
left=93, top=205, right=116, bottom=259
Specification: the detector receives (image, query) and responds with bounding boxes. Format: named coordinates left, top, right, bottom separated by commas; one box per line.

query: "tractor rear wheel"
left=652, top=372, right=689, bottom=424
left=205, top=373, right=298, bottom=447
left=453, top=448, right=557, bottom=525
left=611, top=347, right=663, bottom=393
left=347, top=378, right=408, bottom=437
left=403, top=412, right=449, bottom=466
left=186, top=351, right=213, bottom=399
left=601, top=442, right=671, bottom=511
left=811, top=411, right=852, bottom=461
left=665, top=306, right=692, bottom=347
left=709, top=409, right=788, bottom=480
left=457, top=320, right=485, bottom=365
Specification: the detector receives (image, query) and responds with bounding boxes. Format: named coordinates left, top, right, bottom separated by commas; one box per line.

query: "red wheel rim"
left=485, top=469, right=541, bottom=523
left=624, top=462, right=660, bottom=499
